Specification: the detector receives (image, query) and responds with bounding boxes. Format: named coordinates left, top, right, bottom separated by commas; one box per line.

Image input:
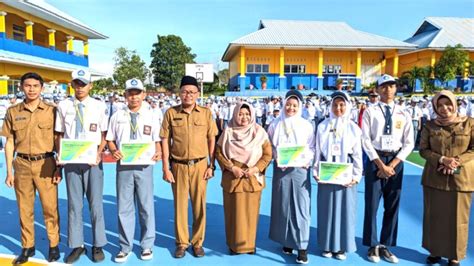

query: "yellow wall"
left=0, top=63, right=71, bottom=83
left=229, top=53, right=239, bottom=77
left=398, top=50, right=443, bottom=74
left=232, top=48, right=385, bottom=76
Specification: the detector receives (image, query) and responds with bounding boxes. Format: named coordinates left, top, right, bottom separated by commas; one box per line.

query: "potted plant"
left=260, top=75, right=268, bottom=90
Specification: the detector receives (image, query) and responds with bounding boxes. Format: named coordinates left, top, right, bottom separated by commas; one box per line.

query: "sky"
left=47, top=0, right=474, bottom=76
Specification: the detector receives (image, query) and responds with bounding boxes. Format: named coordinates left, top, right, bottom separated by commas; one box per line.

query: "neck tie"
left=75, top=103, right=84, bottom=138
left=130, top=112, right=138, bottom=140
left=384, top=105, right=392, bottom=135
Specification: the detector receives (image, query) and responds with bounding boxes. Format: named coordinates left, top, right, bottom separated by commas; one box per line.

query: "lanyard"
left=129, top=112, right=139, bottom=134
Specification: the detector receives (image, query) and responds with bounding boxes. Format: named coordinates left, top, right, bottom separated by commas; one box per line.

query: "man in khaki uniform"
left=2, top=72, right=61, bottom=265
left=160, top=76, right=218, bottom=258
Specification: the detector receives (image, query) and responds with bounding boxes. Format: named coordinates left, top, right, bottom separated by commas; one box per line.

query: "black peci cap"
left=180, top=76, right=199, bottom=88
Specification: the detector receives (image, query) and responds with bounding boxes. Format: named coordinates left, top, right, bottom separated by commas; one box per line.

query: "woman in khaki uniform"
left=419, top=90, right=474, bottom=266
left=216, top=102, right=272, bottom=255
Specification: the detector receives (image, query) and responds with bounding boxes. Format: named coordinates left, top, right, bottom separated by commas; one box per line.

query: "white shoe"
left=379, top=246, right=399, bottom=263
left=335, top=251, right=347, bottom=260
left=321, top=251, right=332, bottom=258
left=367, top=246, right=380, bottom=263
left=114, top=251, right=130, bottom=263
left=141, top=249, right=153, bottom=260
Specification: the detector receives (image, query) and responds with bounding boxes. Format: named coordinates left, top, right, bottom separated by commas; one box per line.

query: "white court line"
left=405, top=160, right=423, bottom=169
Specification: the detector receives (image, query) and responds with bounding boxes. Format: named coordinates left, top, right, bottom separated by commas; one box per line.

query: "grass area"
left=406, top=151, right=426, bottom=167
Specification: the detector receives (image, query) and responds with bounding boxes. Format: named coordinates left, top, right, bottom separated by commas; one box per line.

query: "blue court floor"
left=0, top=156, right=472, bottom=266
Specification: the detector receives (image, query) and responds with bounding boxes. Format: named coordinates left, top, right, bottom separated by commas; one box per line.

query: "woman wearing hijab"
left=267, top=90, right=315, bottom=265
left=313, top=91, right=363, bottom=260
left=419, top=90, right=473, bottom=266
left=215, top=102, right=272, bottom=255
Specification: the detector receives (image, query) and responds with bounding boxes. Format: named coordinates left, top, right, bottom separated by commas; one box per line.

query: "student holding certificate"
left=267, top=90, right=315, bottom=265
left=106, top=78, right=162, bottom=263
left=55, top=69, right=108, bottom=264
left=215, top=102, right=272, bottom=255
left=313, top=91, right=363, bottom=261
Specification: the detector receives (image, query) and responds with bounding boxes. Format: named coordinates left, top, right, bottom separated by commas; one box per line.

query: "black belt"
left=375, top=150, right=399, bottom=157
left=171, top=157, right=205, bottom=166
left=17, top=152, right=55, bottom=161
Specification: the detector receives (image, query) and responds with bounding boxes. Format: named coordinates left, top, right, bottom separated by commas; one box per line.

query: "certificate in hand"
left=318, top=162, right=353, bottom=185
left=120, top=142, right=155, bottom=165
left=277, top=145, right=309, bottom=167
left=59, top=139, right=97, bottom=164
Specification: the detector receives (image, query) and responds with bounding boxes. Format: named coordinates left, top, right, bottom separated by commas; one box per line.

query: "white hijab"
left=316, top=93, right=360, bottom=163
left=268, top=94, right=315, bottom=162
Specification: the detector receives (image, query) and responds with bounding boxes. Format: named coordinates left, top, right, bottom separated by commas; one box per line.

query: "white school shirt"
left=406, top=106, right=423, bottom=121
left=361, top=102, right=414, bottom=161
left=106, top=105, right=161, bottom=149
left=55, top=96, right=108, bottom=145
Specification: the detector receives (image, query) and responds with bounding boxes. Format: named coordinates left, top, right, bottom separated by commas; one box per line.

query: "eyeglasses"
left=180, top=91, right=198, bottom=96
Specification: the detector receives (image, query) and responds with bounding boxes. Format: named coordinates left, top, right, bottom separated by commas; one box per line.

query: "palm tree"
left=402, top=66, right=425, bottom=90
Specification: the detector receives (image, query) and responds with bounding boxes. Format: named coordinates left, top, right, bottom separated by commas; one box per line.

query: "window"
left=323, top=65, right=342, bottom=74
left=246, top=64, right=269, bottom=73
left=284, top=64, right=306, bottom=74
left=12, top=24, right=25, bottom=42
left=247, top=64, right=254, bottom=73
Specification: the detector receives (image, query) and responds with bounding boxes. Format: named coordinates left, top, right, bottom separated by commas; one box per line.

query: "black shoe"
left=48, top=246, right=60, bottom=262
left=92, top=246, right=105, bottom=262
left=65, top=247, right=86, bottom=264
left=426, top=255, right=441, bottom=264
left=282, top=246, right=293, bottom=255
left=13, top=247, right=35, bottom=265
left=296, top=249, right=309, bottom=264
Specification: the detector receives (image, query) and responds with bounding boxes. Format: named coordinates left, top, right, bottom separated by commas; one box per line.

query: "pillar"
left=381, top=58, right=386, bottom=74
left=317, top=48, right=324, bottom=90
left=393, top=50, right=399, bottom=78
left=0, top=11, right=7, bottom=38
left=279, top=47, right=286, bottom=90
left=67, top=35, right=74, bottom=54
left=83, top=40, right=89, bottom=57
left=47, top=29, right=55, bottom=50
left=462, top=61, right=471, bottom=91
left=239, top=46, right=246, bottom=90
left=0, top=75, right=9, bottom=96
left=430, top=50, right=436, bottom=78
left=355, top=49, right=362, bottom=92
left=24, top=21, right=34, bottom=45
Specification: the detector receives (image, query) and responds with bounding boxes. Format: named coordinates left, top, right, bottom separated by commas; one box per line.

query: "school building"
left=222, top=18, right=473, bottom=96
left=0, top=0, right=107, bottom=95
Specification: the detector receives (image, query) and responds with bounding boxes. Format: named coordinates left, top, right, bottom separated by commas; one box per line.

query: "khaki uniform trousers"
left=171, top=159, right=208, bottom=248
left=13, top=156, right=59, bottom=248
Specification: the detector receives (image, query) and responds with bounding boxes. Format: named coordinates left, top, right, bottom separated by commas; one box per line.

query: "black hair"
left=20, top=72, right=44, bottom=86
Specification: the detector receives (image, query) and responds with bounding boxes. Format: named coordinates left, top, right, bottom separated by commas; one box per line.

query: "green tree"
left=150, top=35, right=196, bottom=92
left=434, top=44, right=469, bottom=86
left=113, top=47, right=149, bottom=91
left=401, top=66, right=425, bottom=89
left=92, top=77, right=115, bottom=95
left=217, top=68, right=229, bottom=86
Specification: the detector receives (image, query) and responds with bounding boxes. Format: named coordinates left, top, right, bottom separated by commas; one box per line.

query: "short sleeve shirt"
left=1, top=101, right=55, bottom=154
left=160, top=104, right=218, bottom=160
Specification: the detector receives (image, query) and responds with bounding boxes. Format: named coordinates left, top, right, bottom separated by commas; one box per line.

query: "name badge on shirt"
left=331, top=144, right=342, bottom=156
left=381, top=135, right=395, bottom=151
left=89, top=123, right=97, bottom=132
left=143, top=125, right=151, bottom=135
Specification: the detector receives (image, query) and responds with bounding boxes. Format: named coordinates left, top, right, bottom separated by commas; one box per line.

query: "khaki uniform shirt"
left=420, top=118, right=474, bottom=192
left=160, top=104, right=217, bottom=160
left=1, top=101, right=55, bottom=154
